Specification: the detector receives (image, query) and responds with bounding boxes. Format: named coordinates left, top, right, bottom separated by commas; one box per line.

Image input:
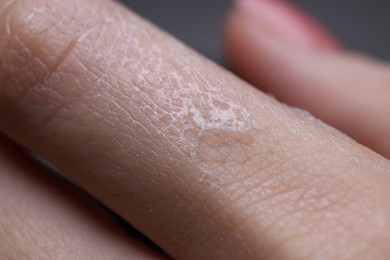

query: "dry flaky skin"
left=0, top=0, right=390, bottom=259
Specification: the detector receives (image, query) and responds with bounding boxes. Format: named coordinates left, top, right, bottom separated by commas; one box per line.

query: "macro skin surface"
left=0, top=0, right=390, bottom=259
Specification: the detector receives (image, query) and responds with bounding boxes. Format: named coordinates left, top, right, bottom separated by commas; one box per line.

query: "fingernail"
left=235, top=0, right=339, bottom=50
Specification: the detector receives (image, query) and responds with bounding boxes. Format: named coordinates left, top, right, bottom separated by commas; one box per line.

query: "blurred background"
left=119, top=0, right=390, bottom=65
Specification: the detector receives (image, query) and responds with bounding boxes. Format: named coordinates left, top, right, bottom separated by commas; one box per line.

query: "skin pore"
left=0, top=0, right=390, bottom=259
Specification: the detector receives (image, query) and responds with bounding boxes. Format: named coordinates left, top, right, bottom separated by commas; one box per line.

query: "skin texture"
left=0, top=136, right=164, bottom=259
left=0, top=0, right=389, bottom=259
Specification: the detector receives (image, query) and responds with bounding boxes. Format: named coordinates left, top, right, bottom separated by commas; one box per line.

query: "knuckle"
left=0, top=0, right=105, bottom=128
left=0, top=0, right=83, bottom=89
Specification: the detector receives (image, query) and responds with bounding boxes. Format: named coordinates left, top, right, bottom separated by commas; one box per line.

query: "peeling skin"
left=155, top=83, right=252, bottom=156
left=134, top=69, right=253, bottom=179
left=89, top=8, right=254, bottom=178
left=2, top=0, right=255, bottom=181
left=1, top=0, right=388, bottom=183
left=2, top=1, right=390, bottom=259
left=149, top=81, right=253, bottom=180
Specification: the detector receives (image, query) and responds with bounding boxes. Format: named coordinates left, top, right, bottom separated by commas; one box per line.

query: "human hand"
left=0, top=0, right=389, bottom=259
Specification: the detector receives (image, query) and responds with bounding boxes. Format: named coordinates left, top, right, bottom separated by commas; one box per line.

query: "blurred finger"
left=0, top=136, right=164, bottom=259
left=225, top=0, right=390, bottom=158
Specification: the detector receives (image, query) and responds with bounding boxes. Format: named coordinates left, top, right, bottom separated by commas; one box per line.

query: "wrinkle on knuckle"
left=0, top=0, right=112, bottom=128
left=0, top=0, right=103, bottom=93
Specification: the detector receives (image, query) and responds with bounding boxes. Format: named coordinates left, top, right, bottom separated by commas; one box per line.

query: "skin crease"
left=0, top=0, right=389, bottom=259
left=0, top=136, right=164, bottom=259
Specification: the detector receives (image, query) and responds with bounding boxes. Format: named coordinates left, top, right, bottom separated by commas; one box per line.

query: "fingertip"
left=226, top=0, right=340, bottom=51
left=223, top=0, right=341, bottom=87
left=224, top=0, right=390, bottom=159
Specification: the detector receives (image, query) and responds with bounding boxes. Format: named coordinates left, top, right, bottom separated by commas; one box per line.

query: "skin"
left=0, top=136, right=164, bottom=259
left=0, top=0, right=389, bottom=259
left=227, top=0, right=390, bottom=158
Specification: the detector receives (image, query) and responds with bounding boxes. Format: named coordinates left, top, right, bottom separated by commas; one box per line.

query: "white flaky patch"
left=110, top=11, right=252, bottom=163
left=154, top=83, right=251, bottom=157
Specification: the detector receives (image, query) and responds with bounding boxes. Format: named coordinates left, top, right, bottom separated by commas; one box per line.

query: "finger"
left=224, top=0, right=390, bottom=158
left=1, top=0, right=390, bottom=259
left=0, top=136, right=165, bottom=259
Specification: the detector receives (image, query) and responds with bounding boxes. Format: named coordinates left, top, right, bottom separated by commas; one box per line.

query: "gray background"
left=119, top=0, right=390, bottom=65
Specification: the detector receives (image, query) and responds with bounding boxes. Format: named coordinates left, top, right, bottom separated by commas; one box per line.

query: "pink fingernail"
left=235, top=0, right=340, bottom=50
